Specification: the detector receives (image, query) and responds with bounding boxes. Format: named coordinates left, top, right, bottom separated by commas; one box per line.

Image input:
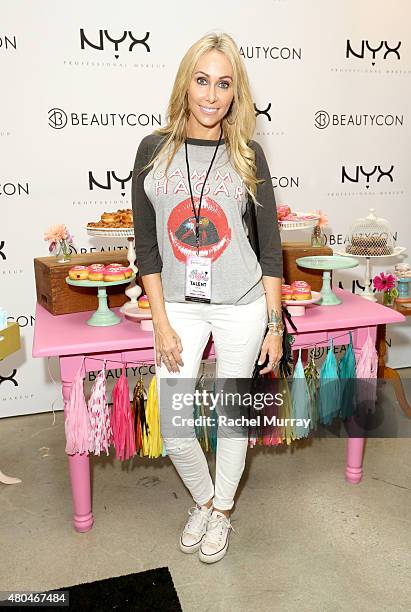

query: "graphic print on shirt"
left=168, top=195, right=231, bottom=262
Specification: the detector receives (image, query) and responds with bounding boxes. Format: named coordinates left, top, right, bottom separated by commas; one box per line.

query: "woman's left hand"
left=258, top=333, right=283, bottom=375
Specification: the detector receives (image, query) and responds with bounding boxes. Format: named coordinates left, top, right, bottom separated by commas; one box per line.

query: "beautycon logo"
left=48, top=108, right=162, bottom=129
left=7, top=314, right=35, bottom=328
left=80, top=29, right=150, bottom=58
left=0, top=34, right=17, bottom=51
left=89, top=170, right=132, bottom=197
left=341, top=165, right=394, bottom=187
left=254, top=102, right=272, bottom=121
left=239, top=45, right=302, bottom=60
left=271, top=175, right=300, bottom=189
left=346, top=40, right=401, bottom=65
left=315, top=110, right=404, bottom=129
left=0, top=181, right=29, bottom=196
left=0, top=241, right=5, bottom=260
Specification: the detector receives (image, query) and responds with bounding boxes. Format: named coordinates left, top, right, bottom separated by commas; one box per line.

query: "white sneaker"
left=199, top=510, right=234, bottom=564
left=179, top=505, right=213, bottom=554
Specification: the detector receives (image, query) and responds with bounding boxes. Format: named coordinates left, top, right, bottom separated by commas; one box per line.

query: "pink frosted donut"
left=108, top=265, right=133, bottom=278
left=292, top=283, right=311, bottom=301
left=88, top=264, right=105, bottom=281
left=68, top=266, right=88, bottom=280
left=281, top=284, right=293, bottom=301
left=291, top=280, right=310, bottom=290
left=103, top=266, right=126, bottom=281
left=138, top=294, right=150, bottom=309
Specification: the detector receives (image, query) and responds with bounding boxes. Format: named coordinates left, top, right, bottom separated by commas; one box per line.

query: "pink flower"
left=315, top=210, right=328, bottom=228
left=373, top=272, right=396, bottom=292
left=44, top=224, right=69, bottom=243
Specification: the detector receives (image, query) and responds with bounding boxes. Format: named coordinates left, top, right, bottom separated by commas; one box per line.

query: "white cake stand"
left=336, top=247, right=406, bottom=301
left=282, top=291, right=322, bottom=316
left=85, top=226, right=142, bottom=309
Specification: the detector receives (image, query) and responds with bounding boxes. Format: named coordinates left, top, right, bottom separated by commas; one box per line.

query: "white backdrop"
left=1, top=0, right=410, bottom=418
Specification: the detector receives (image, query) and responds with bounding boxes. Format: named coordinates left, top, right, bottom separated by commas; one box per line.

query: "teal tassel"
left=318, top=338, right=340, bottom=425
left=338, top=332, right=357, bottom=419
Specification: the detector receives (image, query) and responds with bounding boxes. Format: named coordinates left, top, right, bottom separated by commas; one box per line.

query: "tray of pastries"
left=86, top=208, right=134, bottom=236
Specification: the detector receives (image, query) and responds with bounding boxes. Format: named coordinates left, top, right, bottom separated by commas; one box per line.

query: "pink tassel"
left=65, top=359, right=90, bottom=455
left=88, top=363, right=113, bottom=456
left=110, top=364, right=136, bottom=461
left=356, top=332, right=378, bottom=411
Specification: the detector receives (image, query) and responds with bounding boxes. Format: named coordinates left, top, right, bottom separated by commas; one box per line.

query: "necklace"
left=184, top=126, right=223, bottom=255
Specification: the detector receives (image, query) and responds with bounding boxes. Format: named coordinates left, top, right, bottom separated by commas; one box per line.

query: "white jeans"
left=155, top=293, right=268, bottom=511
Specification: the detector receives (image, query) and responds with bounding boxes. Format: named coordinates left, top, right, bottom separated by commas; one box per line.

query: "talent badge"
left=185, top=255, right=212, bottom=303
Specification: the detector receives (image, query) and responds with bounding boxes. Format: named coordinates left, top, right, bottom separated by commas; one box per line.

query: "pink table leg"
left=344, top=325, right=377, bottom=484
left=60, top=355, right=93, bottom=532
left=345, top=437, right=365, bottom=484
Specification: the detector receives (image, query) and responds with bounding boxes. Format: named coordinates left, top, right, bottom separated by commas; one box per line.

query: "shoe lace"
left=204, top=514, right=236, bottom=547
left=184, top=506, right=210, bottom=535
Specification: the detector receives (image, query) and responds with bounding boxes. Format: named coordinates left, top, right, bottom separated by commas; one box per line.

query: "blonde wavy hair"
left=145, top=32, right=259, bottom=200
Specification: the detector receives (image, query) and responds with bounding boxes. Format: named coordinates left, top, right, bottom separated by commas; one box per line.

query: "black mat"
left=5, top=567, right=182, bottom=611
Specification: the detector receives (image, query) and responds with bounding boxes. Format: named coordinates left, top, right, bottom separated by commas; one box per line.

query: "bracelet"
left=267, top=322, right=284, bottom=336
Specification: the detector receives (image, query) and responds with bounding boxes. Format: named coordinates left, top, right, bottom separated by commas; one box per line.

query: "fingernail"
left=258, top=361, right=262, bottom=365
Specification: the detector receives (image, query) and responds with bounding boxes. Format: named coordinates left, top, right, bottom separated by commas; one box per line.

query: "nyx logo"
left=0, top=369, right=18, bottom=387
left=254, top=102, right=271, bottom=121
left=89, top=170, right=132, bottom=197
left=346, top=40, right=401, bottom=65
left=80, top=30, right=150, bottom=58
left=0, top=240, right=5, bottom=260
left=342, top=165, right=394, bottom=187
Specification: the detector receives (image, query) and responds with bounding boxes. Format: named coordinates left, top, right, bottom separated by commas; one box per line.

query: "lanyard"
left=184, top=126, right=223, bottom=255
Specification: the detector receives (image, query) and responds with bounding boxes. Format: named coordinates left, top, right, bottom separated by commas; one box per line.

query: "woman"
left=132, top=32, right=283, bottom=564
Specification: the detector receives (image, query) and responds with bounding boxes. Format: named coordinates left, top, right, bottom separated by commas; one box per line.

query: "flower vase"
left=311, top=223, right=325, bottom=247
left=383, top=289, right=397, bottom=307
left=55, top=239, right=72, bottom=263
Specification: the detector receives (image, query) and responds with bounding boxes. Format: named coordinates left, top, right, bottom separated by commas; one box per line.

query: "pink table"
left=32, top=289, right=405, bottom=533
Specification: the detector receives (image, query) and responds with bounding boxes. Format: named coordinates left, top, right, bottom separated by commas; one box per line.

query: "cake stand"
left=336, top=247, right=406, bottom=302
left=278, top=214, right=319, bottom=232
left=65, top=275, right=136, bottom=326
left=282, top=291, right=322, bottom=316
left=122, top=305, right=153, bottom=331
left=296, top=256, right=359, bottom=306
left=85, top=226, right=142, bottom=309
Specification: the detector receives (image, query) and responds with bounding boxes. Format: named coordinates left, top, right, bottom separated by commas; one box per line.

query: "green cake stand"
left=295, top=256, right=359, bottom=306
left=66, top=275, right=136, bottom=326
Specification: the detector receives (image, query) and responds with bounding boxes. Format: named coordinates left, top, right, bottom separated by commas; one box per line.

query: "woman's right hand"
left=154, top=320, right=184, bottom=373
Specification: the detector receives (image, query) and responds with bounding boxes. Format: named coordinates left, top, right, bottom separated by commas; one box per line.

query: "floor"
left=1, top=373, right=411, bottom=612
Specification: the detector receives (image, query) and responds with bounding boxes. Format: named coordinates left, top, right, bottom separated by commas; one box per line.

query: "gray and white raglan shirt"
left=131, top=133, right=282, bottom=305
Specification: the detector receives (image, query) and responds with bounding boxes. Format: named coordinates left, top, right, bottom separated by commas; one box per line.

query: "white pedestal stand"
left=86, top=227, right=142, bottom=310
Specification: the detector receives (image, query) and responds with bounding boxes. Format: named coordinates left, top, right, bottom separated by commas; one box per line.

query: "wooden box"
left=281, top=242, right=333, bottom=291
left=34, top=253, right=142, bottom=315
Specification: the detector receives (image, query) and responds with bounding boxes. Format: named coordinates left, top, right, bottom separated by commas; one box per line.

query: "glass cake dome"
left=345, top=207, right=395, bottom=256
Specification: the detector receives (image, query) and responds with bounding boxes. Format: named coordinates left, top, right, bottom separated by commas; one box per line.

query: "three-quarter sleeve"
left=131, top=136, right=163, bottom=276
left=250, top=140, right=283, bottom=279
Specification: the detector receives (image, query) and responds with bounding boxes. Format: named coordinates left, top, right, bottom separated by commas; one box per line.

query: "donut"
left=87, top=264, right=105, bottom=281
left=281, top=284, right=293, bottom=301
left=291, top=280, right=311, bottom=300
left=68, top=266, right=89, bottom=280
left=107, top=264, right=133, bottom=278
left=277, top=205, right=291, bottom=220
left=103, top=266, right=126, bottom=282
left=138, top=294, right=150, bottom=309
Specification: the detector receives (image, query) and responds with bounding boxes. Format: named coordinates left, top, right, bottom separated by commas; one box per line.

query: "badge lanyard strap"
left=184, top=125, right=223, bottom=255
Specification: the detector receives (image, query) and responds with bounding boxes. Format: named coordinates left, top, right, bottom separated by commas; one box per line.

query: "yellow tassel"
left=145, top=376, right=163, bottom=458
